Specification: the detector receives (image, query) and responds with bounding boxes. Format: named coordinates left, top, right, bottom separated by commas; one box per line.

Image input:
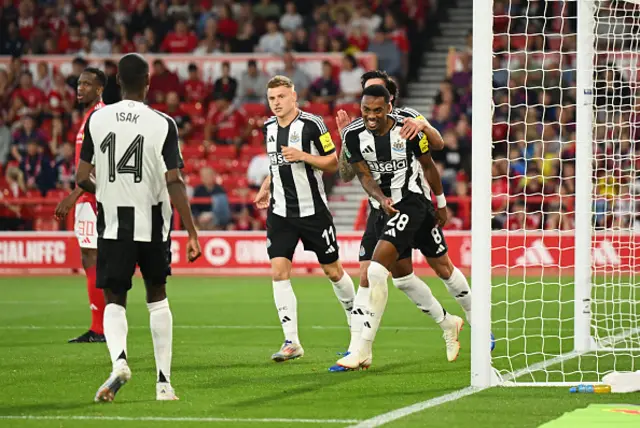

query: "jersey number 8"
left=100, top=132, right=144, bottom=183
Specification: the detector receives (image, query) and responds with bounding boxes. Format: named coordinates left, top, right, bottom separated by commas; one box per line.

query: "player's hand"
left=282, top=146, right=307, bottom=163
left=54, top=194, right=76, bottom=220
left=436, top=207, right=448, bottom=227
left=381, top=198, right=399, bottom=217
left=336, top=110, right=351, bottom=134
left=254, top=187, right=270, bottom=210
left=399, top=118, right=426, bottom=141
left=186, top=235, right=201, bottom=262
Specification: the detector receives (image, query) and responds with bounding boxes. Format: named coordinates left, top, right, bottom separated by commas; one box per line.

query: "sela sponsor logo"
left=268, top=152, right=295, bottom=166
left=366, top=158, right=407, bottom=173
left=0, top=240, right=66, bottom=264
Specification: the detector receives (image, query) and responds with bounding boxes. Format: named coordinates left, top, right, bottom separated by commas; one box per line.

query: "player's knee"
left=358, top=262, right=370, bottom=288
left=146, top=285, right=167, bottom=304
left=390, top=258, right=413, bottom=279
left=322, top=262, right=343, bottom=282
left=104, top=289, right=127, bottom=307
left=430, top=256, right=454, bottom=279
left=272, top=270, right=290, bottom=281
left=81, top=248, right=97, bottom=268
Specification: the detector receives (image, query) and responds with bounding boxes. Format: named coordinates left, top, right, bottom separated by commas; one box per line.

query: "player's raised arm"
left=336, top=109, right=357, bottom=182
left=77, top=115, right=96, bottom=194
left=413, top=132, right=447, bottom=226
left=162, top=118, right=201, bottom=262
left=399, top=113, right=444, bottom=151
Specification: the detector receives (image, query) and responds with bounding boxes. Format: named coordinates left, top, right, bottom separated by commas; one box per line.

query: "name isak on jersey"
left=366, top=158, right=407, bottom=173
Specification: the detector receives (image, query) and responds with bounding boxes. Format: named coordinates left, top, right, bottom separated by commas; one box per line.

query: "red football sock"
left=86, top=266, right=105, bottom=335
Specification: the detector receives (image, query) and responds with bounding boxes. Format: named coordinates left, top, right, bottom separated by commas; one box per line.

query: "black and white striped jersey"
left=264, top=109, right=336, bottom=218
left=392, top=106, right=432, bottom=198
left=343, top=114, right=430, bottom=209
left=79, top=100, right=184, bottom=242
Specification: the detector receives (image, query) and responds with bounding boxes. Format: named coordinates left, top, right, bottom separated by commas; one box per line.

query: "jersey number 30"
left=100, top=132, right=144, bottom=183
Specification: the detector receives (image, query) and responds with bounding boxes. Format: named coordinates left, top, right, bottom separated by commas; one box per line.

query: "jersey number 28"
left=100, top=132, right=144, bottom=183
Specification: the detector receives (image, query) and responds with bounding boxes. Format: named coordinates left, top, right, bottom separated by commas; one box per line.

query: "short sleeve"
left=344, top=130, right=364, bottom=164
left=410, top=131, right=429, bottom=158
left=79, top=114, right=95, bottom=164
left=162, top=117, right=184, bottom=170
left=309, top=117, right=336, bottom=156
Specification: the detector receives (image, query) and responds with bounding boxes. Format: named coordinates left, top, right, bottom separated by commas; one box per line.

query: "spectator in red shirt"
left=217, top=4, right=238, bottom=40
left=348, top=25, right=369, bottom=52
left=45, top=73, right=75, bottom=118
left=160, top=19, right=198, bottom=53
left=17, top=1, right=35, bottom=41
left=183, top=63, right=208, bottom=102
left=0, top=166, right=29, bottom=231
left=148, top=60, right=181, bottom=104
left=12, top=72, right=45, bottom=117
left=506, top=200, right=541, bottom=230
left=58, top=25, right=84, bottom=54
left=204, top=96, right=248, bottom=148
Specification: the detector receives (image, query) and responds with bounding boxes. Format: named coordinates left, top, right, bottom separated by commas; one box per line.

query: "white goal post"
left=472, top=0, right=640, bottom=387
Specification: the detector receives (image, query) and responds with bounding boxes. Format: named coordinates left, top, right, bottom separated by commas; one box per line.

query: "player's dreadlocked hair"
left=360, top=70, right=399, bottom=106
left=117, top=53, right=149, bottom=94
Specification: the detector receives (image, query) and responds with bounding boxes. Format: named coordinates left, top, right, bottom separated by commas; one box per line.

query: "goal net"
left=473, top=0, right=640, bottom=386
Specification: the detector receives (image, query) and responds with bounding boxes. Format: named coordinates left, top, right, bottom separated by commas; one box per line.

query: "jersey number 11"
left=100, top=132, right=144, bottom=183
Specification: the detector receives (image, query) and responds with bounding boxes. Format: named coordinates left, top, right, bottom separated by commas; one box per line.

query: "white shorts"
left=75, top=202, right=98, bottom=249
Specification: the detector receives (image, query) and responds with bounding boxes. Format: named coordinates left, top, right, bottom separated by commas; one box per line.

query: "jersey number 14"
left=100, top=132, right=144, bottom=183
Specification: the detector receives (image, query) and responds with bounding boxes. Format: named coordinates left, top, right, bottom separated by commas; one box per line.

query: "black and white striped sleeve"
left=410, top=131, right=430, bottom=158
left=79, top=114, right=95, bottom=164
left=306, top=114, right=335, bottom=156
left=162, top=116, right=184, bottom=170
left=344, top=129, right=363, bottom=164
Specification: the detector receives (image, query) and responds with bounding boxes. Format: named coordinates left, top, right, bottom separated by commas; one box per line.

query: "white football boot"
left=335, top=350, right=372, bottom=371
left=94, top=360, right=132, bottom=402
left=156, top=382, right=179, bottom=401
left=271, top=340, right=304, bottom=362
left=440, top=314, right=464, bottom=362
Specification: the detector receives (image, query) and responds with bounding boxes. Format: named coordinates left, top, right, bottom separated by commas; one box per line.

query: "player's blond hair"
left=267, top=75, right=295, bottom=90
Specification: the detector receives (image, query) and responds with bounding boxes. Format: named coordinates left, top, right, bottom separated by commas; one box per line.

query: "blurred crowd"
left=485, top=0, right=640, bottom=232
left=0, top=0, right=431, bottom=231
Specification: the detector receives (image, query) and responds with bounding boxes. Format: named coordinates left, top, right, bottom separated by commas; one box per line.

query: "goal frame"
left=470, top=0, right=598, bottom=388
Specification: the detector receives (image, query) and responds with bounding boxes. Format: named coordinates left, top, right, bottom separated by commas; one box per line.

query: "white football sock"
left=348, top=286, right=370, bottom=353
left=393, top=273, right=446, bottom=323
left=361, top=261, right=389, bottom=355
left=103, top=303, right=128, bottom=368
left=442, top=267, right=472, bottom=326
left=148, top=298, right=173, bottom=384
left=330, top=272, right=355, bottom=328
left=272, top=280, right=299, bottom=344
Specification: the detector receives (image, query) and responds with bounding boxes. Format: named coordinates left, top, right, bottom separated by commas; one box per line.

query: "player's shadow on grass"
left=0, top=397, right=157, bottom=415
left=224, top=361, right=417, bottom=408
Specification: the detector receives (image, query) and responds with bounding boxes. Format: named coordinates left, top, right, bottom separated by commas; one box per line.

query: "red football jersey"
left=75, top=101, right=105, bottom=204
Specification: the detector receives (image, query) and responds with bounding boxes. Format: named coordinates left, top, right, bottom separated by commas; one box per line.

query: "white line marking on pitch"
left=0, top=325, right=546, bottom=332
left=349, top=327, right=640, bottom=427
left=0, top=415, right=360, bottom=424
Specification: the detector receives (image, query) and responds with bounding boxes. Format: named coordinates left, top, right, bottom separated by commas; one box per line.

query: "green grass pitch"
left=0, top=276, right=637, bottom=428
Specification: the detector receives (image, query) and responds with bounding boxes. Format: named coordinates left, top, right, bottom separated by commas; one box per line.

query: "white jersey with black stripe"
left=264, top=109, right=337, bottom=218
left=79, top=100, right=184, bottom=242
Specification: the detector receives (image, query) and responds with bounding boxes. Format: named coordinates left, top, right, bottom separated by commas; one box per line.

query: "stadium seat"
left=248, top=129, right=264, bottom=146
left=240, top=145, right=264, bottom=160
left=335, top=103, right=361, bottom=119
left=150, top=103, right=166, bottom=112
left=242, top=103, right=268, bottom=118
left=180, top=144, right=205, bottom=160
left=208, top=144, right=237, bottom=159
left=304, top=102, right=331, bottom=117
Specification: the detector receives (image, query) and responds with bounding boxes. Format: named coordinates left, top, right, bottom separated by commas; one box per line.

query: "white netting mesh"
left=490, top=0, right=640, bottom=384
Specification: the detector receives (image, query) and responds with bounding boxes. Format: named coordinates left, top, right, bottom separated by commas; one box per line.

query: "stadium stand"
left=0, top=0, right=433, bottom=232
